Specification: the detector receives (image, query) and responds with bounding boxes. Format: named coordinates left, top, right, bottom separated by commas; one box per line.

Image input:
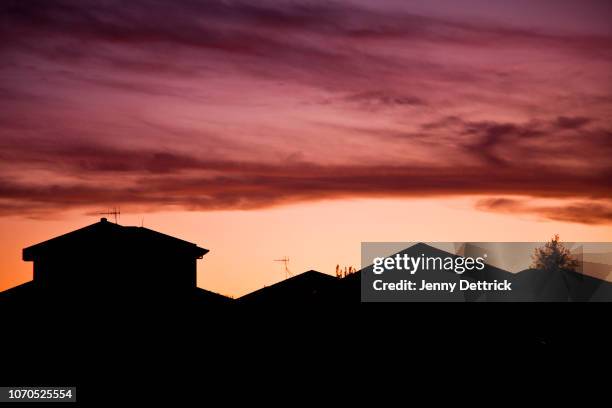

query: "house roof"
left=237, top=270, right=338, bottom=304
left=23, top=218, right=209, bottom=261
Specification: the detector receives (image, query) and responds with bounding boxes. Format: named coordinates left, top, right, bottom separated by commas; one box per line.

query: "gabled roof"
left=23, top=218, right=208, bottom=261
left=237, top=270, right=338, bottom=304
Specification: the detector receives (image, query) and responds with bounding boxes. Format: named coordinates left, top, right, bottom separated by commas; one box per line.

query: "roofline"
left=22, top=219, right=209, bottom=261
left=237, top=270, right=335, bottom=300
left=24, top=242, right=209, bottom=262
left=23, top=220, right=117, bottom=253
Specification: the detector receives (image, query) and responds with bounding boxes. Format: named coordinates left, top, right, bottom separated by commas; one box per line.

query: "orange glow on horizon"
left=2, top=197, right=611, bottom=298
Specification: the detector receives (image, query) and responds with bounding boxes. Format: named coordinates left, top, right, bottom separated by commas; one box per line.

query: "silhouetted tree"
left=532, top=234, right=579, bottom=274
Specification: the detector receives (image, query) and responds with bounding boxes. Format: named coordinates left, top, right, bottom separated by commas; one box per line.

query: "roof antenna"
left=98, top=207, right=121, bottom=224
left=274, top=257, right=292, bottom=279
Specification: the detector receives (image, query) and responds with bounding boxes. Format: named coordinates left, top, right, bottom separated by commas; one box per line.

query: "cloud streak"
left=1, top=139, right=611, bottom=219
left=476, top=198, right=612, bottom=225
left=1, top=0, right=612, bottom=224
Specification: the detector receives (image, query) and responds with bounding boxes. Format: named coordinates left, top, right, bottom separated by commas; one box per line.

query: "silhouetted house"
left=237, top=270, right=339, bottom=304
left=359, top=243, right=516, bottom=302
left=513, top=267, right=612, bottom=302
left=1, top=218, right=230, bottom=307
left=330, top=269, right=361, bottom=302
left=357, top=242, right=612, bottom=302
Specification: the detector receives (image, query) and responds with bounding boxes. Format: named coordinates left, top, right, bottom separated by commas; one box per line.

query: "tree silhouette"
left=532, top=234, right=579, bottom=274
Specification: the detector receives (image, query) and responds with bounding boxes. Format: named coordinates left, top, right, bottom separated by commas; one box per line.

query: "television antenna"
left=274, top=257, right=292, bottom=279
left=98, top=207, right=121, bottom=224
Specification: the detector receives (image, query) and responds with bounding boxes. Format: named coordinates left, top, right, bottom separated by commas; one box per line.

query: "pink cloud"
left=0, top=0, right=611, bottom=223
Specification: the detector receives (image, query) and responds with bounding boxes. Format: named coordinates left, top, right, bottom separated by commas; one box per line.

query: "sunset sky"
left=1, top=0, right=611, bottom=297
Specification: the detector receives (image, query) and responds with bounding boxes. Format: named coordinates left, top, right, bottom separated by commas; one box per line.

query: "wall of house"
left=31, top=249, right=198, bottom=298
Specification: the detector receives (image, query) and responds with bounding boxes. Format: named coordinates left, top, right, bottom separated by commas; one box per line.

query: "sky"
left=1, top=0, right=611, bottom=297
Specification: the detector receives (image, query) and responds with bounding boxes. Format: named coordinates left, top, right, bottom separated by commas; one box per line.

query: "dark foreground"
left=2, top=298, right=610, bottom=404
